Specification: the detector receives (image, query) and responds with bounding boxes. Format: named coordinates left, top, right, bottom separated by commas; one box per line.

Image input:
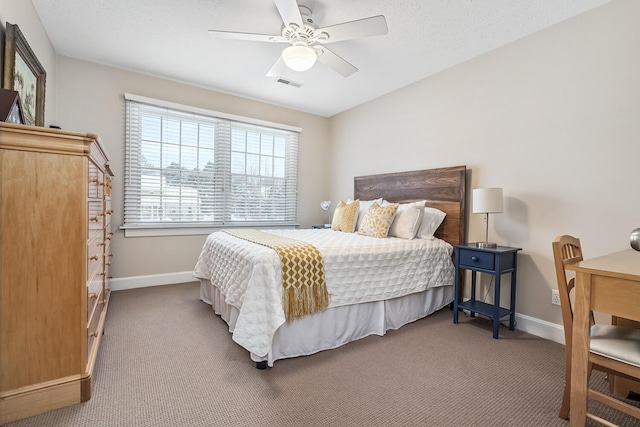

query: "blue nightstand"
left=453, top=244, right=522, bottom=339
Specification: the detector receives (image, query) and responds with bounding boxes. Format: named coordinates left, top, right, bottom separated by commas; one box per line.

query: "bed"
left=194, top=165, right=467, bottom=368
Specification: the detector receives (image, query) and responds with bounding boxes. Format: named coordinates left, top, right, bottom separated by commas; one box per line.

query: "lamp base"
left=476, top=242, right=497, bottom=249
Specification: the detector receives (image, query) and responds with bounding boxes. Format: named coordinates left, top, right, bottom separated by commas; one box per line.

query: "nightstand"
left=453, top=244, right=522, bottom=339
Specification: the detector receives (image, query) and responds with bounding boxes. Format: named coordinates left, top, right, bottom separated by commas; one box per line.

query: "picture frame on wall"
left=3, top=22, right=46, bottom=126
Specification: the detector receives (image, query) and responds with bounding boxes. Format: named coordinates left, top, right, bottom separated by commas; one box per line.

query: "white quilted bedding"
left=193, top=229, right=454, bottom=357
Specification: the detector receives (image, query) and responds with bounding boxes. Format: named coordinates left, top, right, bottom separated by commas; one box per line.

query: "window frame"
left=122, top=93, right=301, bottom=237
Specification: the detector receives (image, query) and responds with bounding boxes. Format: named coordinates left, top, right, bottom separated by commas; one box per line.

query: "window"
left=123, top=94, right=300, bottom=236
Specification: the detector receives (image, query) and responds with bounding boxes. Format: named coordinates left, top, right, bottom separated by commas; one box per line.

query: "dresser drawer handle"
left=89, top=255, right=99, bottom=261
left=89, top=215, right=100, bottom=222
left=88, top=292, right=98, bottom=299
left=88, top=331, right=99, bottom=338
left=471, top=256, right=479, bottom=262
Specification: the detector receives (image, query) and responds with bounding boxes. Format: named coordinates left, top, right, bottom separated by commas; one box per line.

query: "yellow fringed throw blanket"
left=224, top=230, right=330, bottom=322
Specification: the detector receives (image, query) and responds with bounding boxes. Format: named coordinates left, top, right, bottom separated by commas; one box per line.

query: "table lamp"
left=472, top=188, right=503, bottom=248
left=320, top=200, right=332, bottom=227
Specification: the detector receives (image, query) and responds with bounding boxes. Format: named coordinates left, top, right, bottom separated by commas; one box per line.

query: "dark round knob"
left=471, top=256, right=478, bottom=261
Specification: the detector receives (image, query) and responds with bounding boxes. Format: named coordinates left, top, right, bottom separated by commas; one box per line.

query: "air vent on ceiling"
left=276, top=78, right=302, bottom=88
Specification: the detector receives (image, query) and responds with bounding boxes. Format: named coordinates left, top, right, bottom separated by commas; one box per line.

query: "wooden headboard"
left=354, top=165, right=467, bottom=246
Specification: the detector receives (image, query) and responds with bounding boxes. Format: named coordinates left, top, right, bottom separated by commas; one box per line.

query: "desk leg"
left=569, top=271, right=591, bottom=426
left=493, top=269, right=501, bottom=339
left=509, top=255, right=518, bottom=331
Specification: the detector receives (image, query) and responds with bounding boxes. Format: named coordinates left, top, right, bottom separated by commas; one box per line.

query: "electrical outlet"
left=551, top=289, right=561, bottom=306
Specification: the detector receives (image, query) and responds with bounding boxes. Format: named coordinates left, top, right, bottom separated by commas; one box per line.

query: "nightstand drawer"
left=459, top=250, right=494, bottom=270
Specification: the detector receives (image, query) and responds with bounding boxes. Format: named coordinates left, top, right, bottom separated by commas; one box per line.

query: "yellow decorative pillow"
left=331, top=199, right=360, bottom=232
left=357, top=202, right=399, bottom=238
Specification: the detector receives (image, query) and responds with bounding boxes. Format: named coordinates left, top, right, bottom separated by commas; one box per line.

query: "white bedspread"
left=193, top=229, right=454, bottom=357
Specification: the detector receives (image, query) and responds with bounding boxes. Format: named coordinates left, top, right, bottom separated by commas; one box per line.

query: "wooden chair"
left=552, top=235, right=640, bottom=424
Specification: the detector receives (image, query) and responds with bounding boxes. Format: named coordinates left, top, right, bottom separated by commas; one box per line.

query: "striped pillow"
left=331, top=200, right=360, bottom=233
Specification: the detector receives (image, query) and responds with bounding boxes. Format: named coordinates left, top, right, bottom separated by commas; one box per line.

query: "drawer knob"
left=88, top=331, right=99, bottom=338
left=471, top=256, right=478, bottom=261
left=89, top=255, right=99, bottom=261
left=89, top=215, right=100, bottom=222
left=88, top=292, right=98, bottom=299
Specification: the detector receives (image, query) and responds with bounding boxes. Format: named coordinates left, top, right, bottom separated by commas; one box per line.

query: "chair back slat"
left=552, top=235, right=584, bottom=344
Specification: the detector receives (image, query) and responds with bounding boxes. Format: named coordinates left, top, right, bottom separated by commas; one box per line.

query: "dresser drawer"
left=87, top=201, right=103, bottom=238
left=104, top=199, right=112, bottom=229
left=104, top=241, right=112, bottom=279
left=459, top=249, right=494, bottom=270
left=88, top=161, right=103, bottom=199
left=104, top=175, right=113, bottom=197
left=87, top=235, right=102, bottom=282
left=87, top=286, right=102, bottom=328
left=87, top=291, right=104, bottom=362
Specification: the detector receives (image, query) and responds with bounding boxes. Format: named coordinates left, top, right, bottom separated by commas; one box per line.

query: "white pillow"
left=416, top=207, right=447, bottom=239
left=388, top=202, right=426, bottom=239
left=349, top=198, right=383, bottom=231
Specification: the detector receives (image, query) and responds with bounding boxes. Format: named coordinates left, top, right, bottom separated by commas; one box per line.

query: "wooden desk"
left=566, top=249, right=640, bottom=426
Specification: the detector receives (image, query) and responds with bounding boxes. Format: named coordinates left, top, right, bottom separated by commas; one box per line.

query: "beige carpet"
left=5, top=282, right=639, bottom=427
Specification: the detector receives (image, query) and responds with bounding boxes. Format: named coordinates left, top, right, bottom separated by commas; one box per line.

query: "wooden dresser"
left=0, top=122, right=114, bottom=423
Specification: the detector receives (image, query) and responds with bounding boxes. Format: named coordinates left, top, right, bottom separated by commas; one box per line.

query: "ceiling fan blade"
left=316, top=46, right=358, bottom=77
left=316, top=15, right=388, bottom=44
left=266, top=56, right=288, bottom=77
left=274, top=0, right=303, bottom=28
left=208, top=30, right=280, bottom=43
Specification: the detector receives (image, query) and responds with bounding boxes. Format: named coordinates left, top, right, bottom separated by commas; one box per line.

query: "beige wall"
left=1, top=0, right=57, bottom=125
left=329, top=0, right=640, bottom=325
left=54, top=57, right=330, bottom=278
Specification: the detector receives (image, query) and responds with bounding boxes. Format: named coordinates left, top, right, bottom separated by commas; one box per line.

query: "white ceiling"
left=32, top=0, right=611, bottom=117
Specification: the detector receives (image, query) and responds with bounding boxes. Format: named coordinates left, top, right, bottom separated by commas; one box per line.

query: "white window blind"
left=123, top=95, right=299, bottom=232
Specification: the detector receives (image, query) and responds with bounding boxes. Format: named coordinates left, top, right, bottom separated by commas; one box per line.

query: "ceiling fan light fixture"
left=282, top=44, right=317, bottom=71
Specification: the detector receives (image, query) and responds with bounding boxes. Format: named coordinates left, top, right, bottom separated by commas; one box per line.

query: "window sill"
left=121, top=224, right=300, bottom=238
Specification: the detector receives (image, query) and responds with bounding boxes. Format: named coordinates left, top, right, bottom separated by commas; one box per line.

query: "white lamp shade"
left=472, top=188, right=503, bottom=214
left=282, top=45, right=317, bottom=71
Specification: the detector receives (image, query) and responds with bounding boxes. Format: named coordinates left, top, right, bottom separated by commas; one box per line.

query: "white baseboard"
left=110, top=271, right=196, bottom=292
left=515, top=312, right=565, bottom=345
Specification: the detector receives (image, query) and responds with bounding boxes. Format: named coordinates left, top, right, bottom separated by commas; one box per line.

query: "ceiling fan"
left=208, top=0, right=388, bottom=78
